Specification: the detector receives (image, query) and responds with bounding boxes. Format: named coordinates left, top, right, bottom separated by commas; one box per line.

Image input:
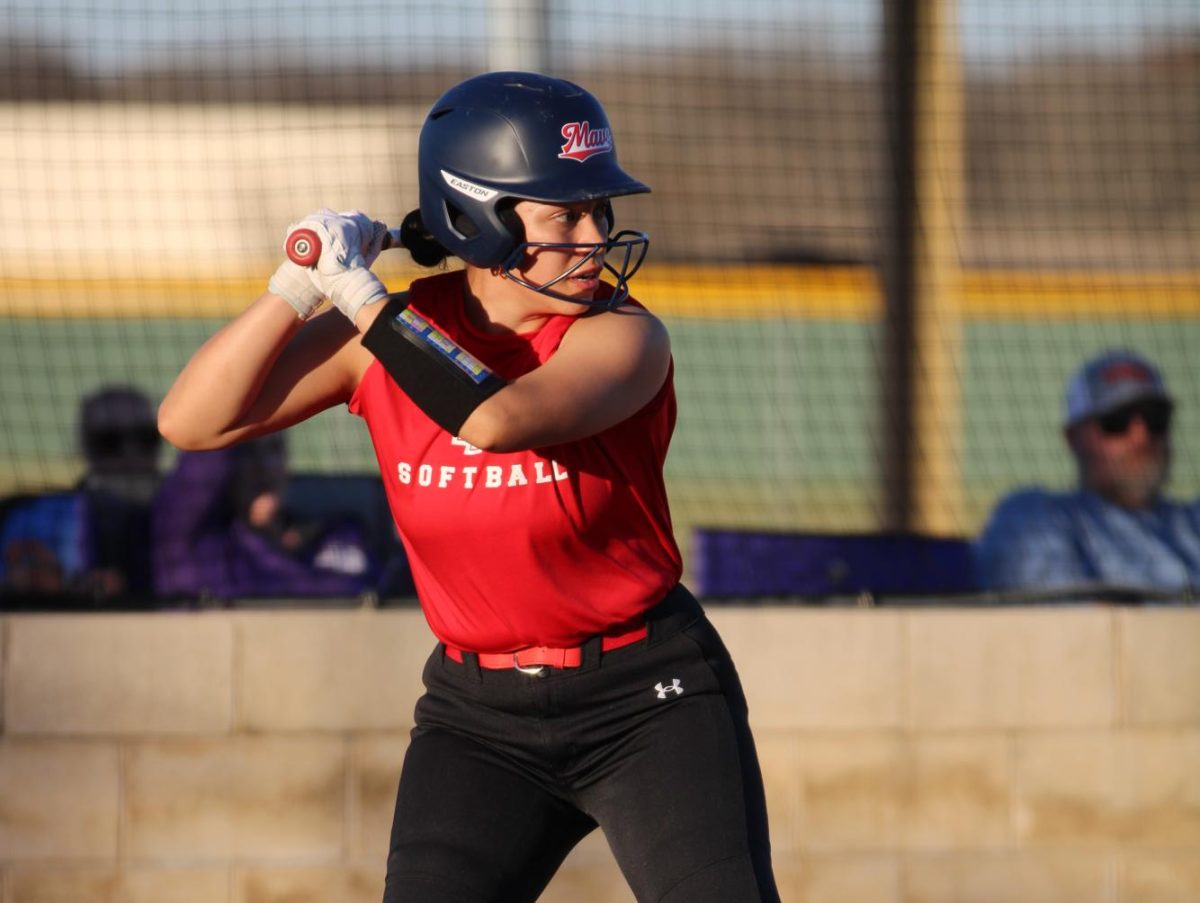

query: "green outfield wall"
left=2, top=285, right=1197, bottom=539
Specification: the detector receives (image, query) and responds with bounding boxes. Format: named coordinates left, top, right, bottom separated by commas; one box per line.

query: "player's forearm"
left=158, top=292, right=302, bottom=449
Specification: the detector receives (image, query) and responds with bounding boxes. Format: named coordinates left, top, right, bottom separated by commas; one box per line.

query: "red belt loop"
left=444, top=622, right=648, bottom=671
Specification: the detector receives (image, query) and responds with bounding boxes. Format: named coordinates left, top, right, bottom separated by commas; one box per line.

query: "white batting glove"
left=284, top=209, right=390, bottom=323
left=268, top=258, right=325, bottom=320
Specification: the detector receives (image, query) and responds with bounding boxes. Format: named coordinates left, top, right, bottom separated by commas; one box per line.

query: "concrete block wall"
left=2, top=605, right=1198, bottom=903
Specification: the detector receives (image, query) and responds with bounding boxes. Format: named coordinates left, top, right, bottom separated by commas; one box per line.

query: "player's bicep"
left=222, top=314, right=367, bottom=444
left=459, top=310, right=671, bottom=452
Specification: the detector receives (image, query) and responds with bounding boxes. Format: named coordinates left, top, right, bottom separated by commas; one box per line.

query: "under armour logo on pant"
left=655, top=679, right=684, bottom=699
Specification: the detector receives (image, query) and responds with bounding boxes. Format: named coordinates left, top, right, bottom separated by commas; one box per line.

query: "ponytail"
left=399, top=209, right=449, bottom=268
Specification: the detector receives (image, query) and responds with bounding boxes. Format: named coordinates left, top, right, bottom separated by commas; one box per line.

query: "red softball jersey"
left=348, top=272, right=683, bottom=653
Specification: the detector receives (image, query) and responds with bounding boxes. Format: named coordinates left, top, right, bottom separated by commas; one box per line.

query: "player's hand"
left=279, top=209, right=391, bottom=322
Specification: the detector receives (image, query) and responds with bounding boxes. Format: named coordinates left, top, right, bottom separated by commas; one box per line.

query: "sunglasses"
left=1096, top=401, right=1173, bottom=437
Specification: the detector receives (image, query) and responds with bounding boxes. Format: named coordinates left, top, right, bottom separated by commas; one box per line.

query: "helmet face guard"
left=499, top=229, right=649, bottom=310
left=417, top=72, right=651, bottom=306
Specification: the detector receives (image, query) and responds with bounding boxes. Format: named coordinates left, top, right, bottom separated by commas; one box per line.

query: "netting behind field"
left=1, top=0, right=1198, bottom=565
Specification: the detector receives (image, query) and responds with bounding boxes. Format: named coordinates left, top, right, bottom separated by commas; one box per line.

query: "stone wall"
left=2, top=605, right=1198, bottom=902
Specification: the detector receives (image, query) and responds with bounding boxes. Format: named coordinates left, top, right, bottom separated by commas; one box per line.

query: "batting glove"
left=268, top=258, right=325, bottom=321
left=285, top=209, right=390, bottom=323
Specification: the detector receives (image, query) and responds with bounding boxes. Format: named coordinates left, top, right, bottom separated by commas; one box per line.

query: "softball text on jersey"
left=395, top=456, right=569, bottom=489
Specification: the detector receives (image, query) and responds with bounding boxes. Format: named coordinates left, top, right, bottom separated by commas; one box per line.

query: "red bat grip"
left=285, top=227, right=402, bottom=267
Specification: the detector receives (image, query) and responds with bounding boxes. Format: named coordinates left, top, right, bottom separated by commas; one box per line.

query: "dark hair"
left=400, top=209, right=450, bottom=268
left=230, top=434, right=288, bottom=521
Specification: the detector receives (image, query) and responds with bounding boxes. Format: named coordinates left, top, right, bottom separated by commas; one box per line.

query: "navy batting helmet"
left=417, top=71, right=650, bottom=307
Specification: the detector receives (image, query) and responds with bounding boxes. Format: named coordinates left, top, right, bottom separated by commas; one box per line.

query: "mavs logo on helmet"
left=558, top=121, right=613, bottom=162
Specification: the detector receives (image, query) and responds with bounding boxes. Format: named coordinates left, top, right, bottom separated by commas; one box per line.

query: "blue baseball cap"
left=1063, top=349, right=1172, bottom=427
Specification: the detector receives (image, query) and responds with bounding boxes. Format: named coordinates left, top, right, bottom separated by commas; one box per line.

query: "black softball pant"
left=381, top=585, right=781, bottom=903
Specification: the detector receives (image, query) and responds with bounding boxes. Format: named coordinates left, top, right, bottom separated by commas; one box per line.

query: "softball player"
left=159, top=71, right=780, bottom=903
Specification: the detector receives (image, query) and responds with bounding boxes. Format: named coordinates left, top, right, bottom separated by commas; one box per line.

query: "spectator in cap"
left=0, top=384, right=162, bottom=605
left=79, top=385, right=163, bottom=505
left=975, top=349, right=1200, bottom=596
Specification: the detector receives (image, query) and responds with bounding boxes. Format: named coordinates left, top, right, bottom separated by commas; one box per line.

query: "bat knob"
left=285, top=228, right=321, bottom=267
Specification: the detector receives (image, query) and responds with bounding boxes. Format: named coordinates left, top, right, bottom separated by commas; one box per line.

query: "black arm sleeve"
left=361, top=294, right=508, bottom=436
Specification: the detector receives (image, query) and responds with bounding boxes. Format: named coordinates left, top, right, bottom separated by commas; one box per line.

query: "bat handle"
left=285, top=227, right=403, bottom=267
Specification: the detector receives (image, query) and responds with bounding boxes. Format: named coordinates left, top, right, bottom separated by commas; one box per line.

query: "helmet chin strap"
left=500, top=231, right=649, bottom=310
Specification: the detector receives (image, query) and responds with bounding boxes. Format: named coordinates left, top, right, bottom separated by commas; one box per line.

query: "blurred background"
left=2, top=6, right=1199, bottom=901
left=0, top=0, right=1197, bottom=598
